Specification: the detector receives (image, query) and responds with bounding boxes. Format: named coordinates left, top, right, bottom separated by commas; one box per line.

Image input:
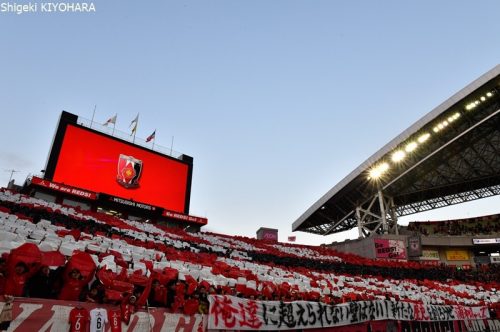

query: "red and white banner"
left=162, top=210, right=208, bottom=225
left=374, top=239, right=407, bottom=260
left=0, top=297, right=205, bottom=332
left=31, top=176, right=97, bottom=200
left=0, top=297, right=497, bottom=332
left=208, top=295, right=490, bottom=330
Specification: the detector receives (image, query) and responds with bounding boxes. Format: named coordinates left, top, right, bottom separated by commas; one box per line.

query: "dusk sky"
left=1, top=1, right=500, bottom=245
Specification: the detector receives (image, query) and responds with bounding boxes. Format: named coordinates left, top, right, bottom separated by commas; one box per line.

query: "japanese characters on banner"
left=0, top=297, right=205, bottom=332
left=0, top=297, right=497, bottom=332
left=207, top=295, right=490, bottom=331
left=374, top=239, right=407, bottom=260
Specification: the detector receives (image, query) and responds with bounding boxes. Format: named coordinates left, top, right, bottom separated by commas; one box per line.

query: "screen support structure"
left=355, top=189, right=399, bottom=238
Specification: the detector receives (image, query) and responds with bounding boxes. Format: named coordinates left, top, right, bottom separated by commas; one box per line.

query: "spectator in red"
left=148, top=279, right=167, bottom=307
left=4, top=262, right=33, bottom=297
left=183, top=294, right=200, bottom=315
left=121, top=294, right=137, bottom=325
left=58, top=268, right=87, bottom=301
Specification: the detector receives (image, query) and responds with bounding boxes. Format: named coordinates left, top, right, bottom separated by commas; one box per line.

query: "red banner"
left=0, top=297, right=205, bottom=331
left=162, top=210, right=208, bottom=225
left=31, top=176, right=97, bottom=200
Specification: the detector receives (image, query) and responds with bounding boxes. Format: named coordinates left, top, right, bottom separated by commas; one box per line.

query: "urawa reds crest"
left=116, top=154, right=142, bottom=188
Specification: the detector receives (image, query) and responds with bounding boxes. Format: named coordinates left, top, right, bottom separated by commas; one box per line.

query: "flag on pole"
left=131, top=122, right=138, bottom=136
left=288, top=236, right=296, bottom=242
left=103, top=114, right=117, bottom=126
left=130, top=114, right=139, bottom=136
left=146, top=130, right=156, bottom=142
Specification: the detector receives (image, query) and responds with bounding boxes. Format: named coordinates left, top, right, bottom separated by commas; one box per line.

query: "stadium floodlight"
left=465, top=103, right=476, bottom=111
left=480, top=96, right=486, bottom=101
left=486, top=92, right=493, bottom=97
left=368, top=162, right=389, bottom=179
left=433, top=127, right=439, bottom=133
left=391, top=150, right=406, bottom=162
left=418, top=133, right=431, bottom=143
left=405, top=142, right=418, bottom=153
left=453, top=112, right=461, bottom=120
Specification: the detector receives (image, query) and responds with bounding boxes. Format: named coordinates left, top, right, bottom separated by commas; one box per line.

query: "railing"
left=77, top=116, right=184, bottom=159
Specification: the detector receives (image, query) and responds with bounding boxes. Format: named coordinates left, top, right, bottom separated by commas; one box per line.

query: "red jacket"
left=58, top=276, right=87, bottom=301
left=4, top=273, right=29, bottom=296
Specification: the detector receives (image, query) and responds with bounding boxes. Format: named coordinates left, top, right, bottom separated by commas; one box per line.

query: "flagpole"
left=152, top=129, right=156, bottom=150
left=170, top=136, right=174, bottom=156
left=112, top=114, right=116, bottom=136
left=90, top=105, right=96, bottom=128
left=133, top=114, right=139, bottom=143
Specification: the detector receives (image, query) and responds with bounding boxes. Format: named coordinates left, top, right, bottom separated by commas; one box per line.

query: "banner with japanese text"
left=208, top=295, right=490, bottom=330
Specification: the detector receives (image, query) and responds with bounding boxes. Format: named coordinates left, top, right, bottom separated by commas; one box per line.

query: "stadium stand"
left=407, top=215, right=500, bottom=236
left=1, top=187, right=499, bottom=324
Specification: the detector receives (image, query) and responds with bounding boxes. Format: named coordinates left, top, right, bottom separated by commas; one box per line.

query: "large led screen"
left=52, top=125, right=190, bottom=213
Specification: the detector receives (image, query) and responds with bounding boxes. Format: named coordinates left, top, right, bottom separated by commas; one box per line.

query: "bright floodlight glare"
left=465, top=103, right=475, bottom=111
left=369, top=162, right=389, bottom=179
left=418, top=133, right=430, bottom=143
left=392, top=150, right=406, bottom=162
left=486, top=92, right=493, bottom=97
left=405, top=142, right=418, bottom=153
left=480, top=96, right=486, bottom=101
left=447, top=116, right=454, bottom=122
left=369, top=168, right=381, bottom=179
left=453, top=112, right=461, bottom=119
left=433, top=127, right=439, bottom=133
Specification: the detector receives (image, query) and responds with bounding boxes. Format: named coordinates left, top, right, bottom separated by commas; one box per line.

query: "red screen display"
left=52, top=125, right=189, bottom=212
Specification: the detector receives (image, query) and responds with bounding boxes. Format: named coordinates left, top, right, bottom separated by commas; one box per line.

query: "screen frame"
left=44, top=111, right=193, bottom=214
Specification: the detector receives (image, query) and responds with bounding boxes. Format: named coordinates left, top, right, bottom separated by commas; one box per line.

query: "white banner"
left=208, top=295, right=490, bottom=330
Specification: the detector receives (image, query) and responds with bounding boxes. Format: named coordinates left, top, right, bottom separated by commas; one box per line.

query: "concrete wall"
left=329, top=234, right=493, bottom=268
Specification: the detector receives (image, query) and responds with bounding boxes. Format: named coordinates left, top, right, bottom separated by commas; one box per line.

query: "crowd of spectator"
left=407, top=215, right=500, bottom=236
left=0, top=188, right=499, bottom=320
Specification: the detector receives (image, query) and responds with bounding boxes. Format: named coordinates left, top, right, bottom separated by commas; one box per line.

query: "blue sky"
left=1, top=1, right=500, bottom=245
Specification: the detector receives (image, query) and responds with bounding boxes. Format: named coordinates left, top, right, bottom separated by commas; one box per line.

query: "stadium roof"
left=293, top=65, right=500, bottom=236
